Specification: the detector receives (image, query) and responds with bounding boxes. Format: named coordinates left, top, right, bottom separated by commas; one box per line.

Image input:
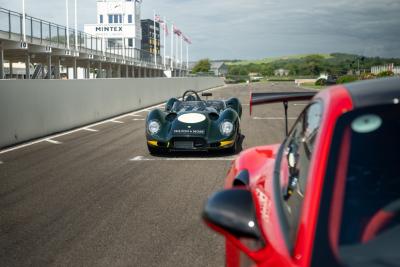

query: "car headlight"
left=148, top=120, right=161, bottom=135
left=220, top=121, right=234, bottom=136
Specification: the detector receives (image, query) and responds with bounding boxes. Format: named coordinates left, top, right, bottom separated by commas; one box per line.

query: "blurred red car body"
left=203, top=77, right=400, bottom=267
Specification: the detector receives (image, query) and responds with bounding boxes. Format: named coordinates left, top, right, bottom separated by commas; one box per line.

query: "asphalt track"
left=0, top=82, right=311, bottom=266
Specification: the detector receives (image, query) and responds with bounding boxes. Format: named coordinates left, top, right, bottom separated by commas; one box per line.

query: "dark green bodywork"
left=146, top=98, right=242, bottom=152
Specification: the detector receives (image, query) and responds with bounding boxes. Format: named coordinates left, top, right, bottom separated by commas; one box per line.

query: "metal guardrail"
left=0, top=7, right=187, bottom=70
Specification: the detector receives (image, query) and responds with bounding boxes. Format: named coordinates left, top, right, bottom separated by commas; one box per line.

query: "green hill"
left=224, top=53, right=400, bottom=77
left=226, top=53, right=333, bottom=66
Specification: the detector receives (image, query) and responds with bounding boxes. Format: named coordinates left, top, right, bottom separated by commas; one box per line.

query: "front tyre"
left=225, top=140, right=238, bottom=154
left=147, top=145, right=166, bottom=155
left=225, top=129, right=241, bottom=154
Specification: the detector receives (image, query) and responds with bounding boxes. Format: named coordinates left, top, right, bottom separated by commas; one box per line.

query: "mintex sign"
left=96, top=26, right=123, bottom=32
left=84, top=24, right=136, bottom=38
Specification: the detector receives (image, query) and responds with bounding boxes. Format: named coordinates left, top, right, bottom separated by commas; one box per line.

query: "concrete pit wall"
left=0, top=77, right=224, bottom=148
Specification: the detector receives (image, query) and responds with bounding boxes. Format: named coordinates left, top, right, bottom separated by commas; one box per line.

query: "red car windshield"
left=337, top=104, right=400, bottom=266
left=313, top=103, right=400, bottom=267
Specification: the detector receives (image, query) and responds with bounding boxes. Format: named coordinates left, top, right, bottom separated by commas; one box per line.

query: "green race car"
left=146, top=90, right=242, bottom=154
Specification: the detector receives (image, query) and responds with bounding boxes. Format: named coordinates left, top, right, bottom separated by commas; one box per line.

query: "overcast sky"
left=1, top=0, right=399, bottom=60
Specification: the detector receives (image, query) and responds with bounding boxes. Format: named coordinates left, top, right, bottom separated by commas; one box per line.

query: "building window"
left=100, top=15, right=103, bottom=23
left=108, top=14, right=123, bottom=24
left=128, top=15, right=133, bottom=23
left=108, top=38, right=123, bottom=48
left=128, top=38, right=133, bottom=47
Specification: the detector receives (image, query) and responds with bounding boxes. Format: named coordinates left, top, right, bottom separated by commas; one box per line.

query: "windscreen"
left=336, top=104, right=400, bottom=266
left=171, top=101, right=207, bottom=112
left=205, top=101, right=226, bottom=112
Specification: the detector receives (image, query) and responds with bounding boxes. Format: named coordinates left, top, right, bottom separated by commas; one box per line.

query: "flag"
left=183, top=34, right=192, bottom=44
left=173, top=25, right=182, bottom=36
left=155, top=14, right=164, bottom=23
left=162, top=22, right=169, bottom=36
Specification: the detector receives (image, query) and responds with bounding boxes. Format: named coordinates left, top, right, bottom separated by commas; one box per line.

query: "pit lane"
left=0, top=82, right=310, bottom=266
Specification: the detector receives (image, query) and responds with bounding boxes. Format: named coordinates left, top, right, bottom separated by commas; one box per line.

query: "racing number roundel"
left=177, top=113, right=206, bottom=124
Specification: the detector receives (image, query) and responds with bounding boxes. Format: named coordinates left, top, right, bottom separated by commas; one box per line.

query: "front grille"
left=174, top=141, right=194, bottom=149
left=171, top=137, right=207, bottom=149
left=157, top=142, right=168, bottom=147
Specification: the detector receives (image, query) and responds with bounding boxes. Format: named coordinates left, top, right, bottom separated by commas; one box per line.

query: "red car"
left=203, top=77, right=400, bottom=267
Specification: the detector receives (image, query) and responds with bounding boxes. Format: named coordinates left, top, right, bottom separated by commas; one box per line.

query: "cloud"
left=0, top=0, right=399, bottom=60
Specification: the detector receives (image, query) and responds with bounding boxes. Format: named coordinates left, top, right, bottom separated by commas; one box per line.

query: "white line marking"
left=0, top=161, right=3, bottom=164
left=110, top=120, right=124, bottom=124
left=83, top=128, right=99, bottom=132
left=131, top=156, right=152, bottom=161
left=45, top=139, right=62, bottom=145
left=132, top=119, right=145, bottom=121
left=293, top=103, right=307, bottom=106
left=253, top=117, right=297, bottom=120
left=130, top=156, right=236, bottom=161
left=128, top=114, right=143, bottom=117
left=0, top=85, right=227, bottom=155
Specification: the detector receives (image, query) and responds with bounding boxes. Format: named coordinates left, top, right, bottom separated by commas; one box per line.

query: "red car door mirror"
left=202, top=189, right=267, bottom=261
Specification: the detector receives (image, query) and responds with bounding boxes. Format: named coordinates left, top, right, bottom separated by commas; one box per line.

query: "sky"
left=1, top=0, right=400, bottom=60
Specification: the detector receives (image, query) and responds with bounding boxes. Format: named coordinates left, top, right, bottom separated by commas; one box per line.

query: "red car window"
left=279, top=101, right=323, bottom=247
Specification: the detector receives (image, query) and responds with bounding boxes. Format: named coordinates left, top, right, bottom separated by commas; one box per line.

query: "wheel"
left=225, top=129, right=241, bottom=154
left=147, top=145, right=166, bottom=155
left=226, top=140, right=238, bottom=154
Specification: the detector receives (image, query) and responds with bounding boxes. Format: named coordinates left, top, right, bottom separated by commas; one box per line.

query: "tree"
left=377, top=70, right=394, bottom=77
left=192, top=59, right=211, bottom=73
left=260, top=64, right=274, bottom=76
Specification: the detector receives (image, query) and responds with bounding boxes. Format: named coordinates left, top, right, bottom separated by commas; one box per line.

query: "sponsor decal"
left=173, top=129, right=205, bottom=135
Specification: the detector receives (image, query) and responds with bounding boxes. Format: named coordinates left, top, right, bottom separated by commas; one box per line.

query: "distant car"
left=202, top=77, right=400, bottom=267
left=146, top=90, right=242, bottom=154
left=327, top=75, right=338, bottom=85
left=316, top=75, right=337, bottom=86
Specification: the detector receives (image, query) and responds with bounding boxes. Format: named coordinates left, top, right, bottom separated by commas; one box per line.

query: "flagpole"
left=153, top=10, right=157, bottom=66
left=163, top=17, right=166, bottom=69
left=74, top=0, right=78, bottom=50
left=170, top=23, right=174, bottom=70
left=122, top=0, right=125, bottom=60
left=66, top=0, right=70, bottom=50
left=174, top=26, right=177, bottom=66
left=186, top=42, right=189, bottom=71
left=180, top=35, right=183, bottom=70
left=22, top=0, right=26, bottom=42
left=175, top=32, right=178, bottom=67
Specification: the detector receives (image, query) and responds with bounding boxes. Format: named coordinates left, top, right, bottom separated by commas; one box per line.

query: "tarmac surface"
left=0, top=82, right=311, bottom=266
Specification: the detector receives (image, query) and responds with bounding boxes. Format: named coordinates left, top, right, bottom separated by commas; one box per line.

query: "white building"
left=84, top=0, right=142, bottom=59
left=371, top=64, right=400, bottom=75
left=274, top=68, right=290, bottom=76
left=210, top=62, right=228, bottom=77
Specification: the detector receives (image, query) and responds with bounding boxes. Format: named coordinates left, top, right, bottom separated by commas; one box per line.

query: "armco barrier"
left=0, top=77, right=224, bottom=148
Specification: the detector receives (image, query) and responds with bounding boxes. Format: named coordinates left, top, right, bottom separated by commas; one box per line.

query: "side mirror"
left=232, top=169, right=250, bottom=187
left=203, top=189, right=267, bottom=261
left=202, top=92, right=212, bottom=97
